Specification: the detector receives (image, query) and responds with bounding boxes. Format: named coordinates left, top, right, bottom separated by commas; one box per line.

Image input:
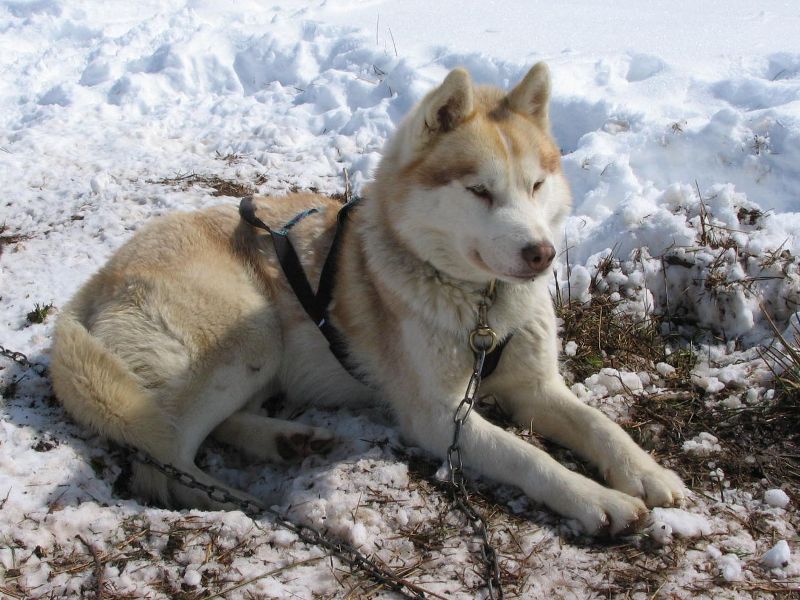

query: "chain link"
left=447, top=350, right=504, bottom=599
left=445, top=284, right=504, bottom=600
left=0, top=344, right=48, bottom=377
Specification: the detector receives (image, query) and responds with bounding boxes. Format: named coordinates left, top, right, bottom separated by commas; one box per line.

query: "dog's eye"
left=532, top=179, right=545, bottom=194
left=467, top=184, right=493, bottom=205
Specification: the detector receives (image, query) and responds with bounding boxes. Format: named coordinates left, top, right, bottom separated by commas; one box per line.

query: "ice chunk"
left=183, top=569, right=202, bottom=587
left=651, top=508, right=711, bottom=538
left=764, top=489, right=790, bottom=509
left=761, top=540, right=790, bottom=568
left=656, top=362, right=676, bottom=377
left=682, top=432, right=722, bottom=455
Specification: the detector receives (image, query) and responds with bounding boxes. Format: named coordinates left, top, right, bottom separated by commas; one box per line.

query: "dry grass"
left=760, top=311, right=800, bottom=408
left=214, top=150, right=245, bottom=165
left=152, top=168, right=356, bottom=206
left=556, top=292, right=673, bottom=383
left=554, top=252, right=686, bottom=384
left=0, top=514, right=327, bottom=600
left=0, top=223, right=31, bottom=257
left=153, top=172, right=268, bottom=198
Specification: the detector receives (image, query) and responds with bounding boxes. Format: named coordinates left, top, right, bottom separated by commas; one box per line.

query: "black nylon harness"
left=238, top=196, right=508, bottom=384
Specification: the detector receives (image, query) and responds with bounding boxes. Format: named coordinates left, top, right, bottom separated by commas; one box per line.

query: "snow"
left=183, top=569, right=202, bottom=587
left=656, top=362, right=676, bottom=377
left=650, top=507, right=712, bottom=539
left=718, top=553, right=744, bottom=582
left=764, top=488, right=791, bottom=509
left=585, top=367, right=644, bottom=396
left=682, top=432, right=723, bottom=456
left=2, top=0, right=800, bottom=598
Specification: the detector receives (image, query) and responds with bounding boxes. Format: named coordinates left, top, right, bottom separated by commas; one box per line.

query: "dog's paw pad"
left=276, top=429, right=334, bottom=461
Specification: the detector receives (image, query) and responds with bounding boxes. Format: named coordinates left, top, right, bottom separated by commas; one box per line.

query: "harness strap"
left=240, top=196, right=368, bottom=384
left=238, top=196, right=509, bottom=383
left=240, top=197, right=324, bottom=325
left=316, top=200, right=359, bottom=320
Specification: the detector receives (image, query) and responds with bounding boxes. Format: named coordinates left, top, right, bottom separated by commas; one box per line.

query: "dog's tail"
left=50, top=306, right=176, bottom=466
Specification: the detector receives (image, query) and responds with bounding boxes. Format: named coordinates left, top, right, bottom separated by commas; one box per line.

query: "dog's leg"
left=487, top=323, right=685, bottom=508
left=212, top=412, right=335, bottom=463
left=149, top=358, right=283, bottom=511
left=131, top=459, right=266, bottom=512
left=388, top=379, right=648, bottom=535
left=499, top=377, right=685, bottom=508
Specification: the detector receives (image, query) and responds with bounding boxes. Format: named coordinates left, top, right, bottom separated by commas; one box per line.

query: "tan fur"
left=52, top=64, right=685, bottom=532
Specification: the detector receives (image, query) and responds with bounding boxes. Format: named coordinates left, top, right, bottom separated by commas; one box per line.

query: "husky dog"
left=51, top=63, right=684, bottom=535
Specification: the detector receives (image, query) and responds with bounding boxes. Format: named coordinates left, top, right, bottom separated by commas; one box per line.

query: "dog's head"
left=374, top=63, right=571, bottom=285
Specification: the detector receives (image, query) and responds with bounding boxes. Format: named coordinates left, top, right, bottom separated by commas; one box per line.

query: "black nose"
left=521, top=243, right=556, bottom=273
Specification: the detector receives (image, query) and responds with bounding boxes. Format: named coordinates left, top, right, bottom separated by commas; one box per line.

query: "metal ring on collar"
left=469, top=326, right=498, bottom=354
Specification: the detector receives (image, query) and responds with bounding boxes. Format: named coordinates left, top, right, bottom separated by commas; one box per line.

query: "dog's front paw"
left=607, top=460, right=686, bottom=508
left=565, top=486, right=649, bottom=536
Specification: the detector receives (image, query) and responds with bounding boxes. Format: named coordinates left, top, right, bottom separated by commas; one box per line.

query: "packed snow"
left=1, top=0, right=799, bottom=598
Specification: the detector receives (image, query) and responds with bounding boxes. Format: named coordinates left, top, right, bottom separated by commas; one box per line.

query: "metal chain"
left=2, top=293, right=506, bottom=599
left=446, top=285, right=504, bottom=600
left=1, top=345, right=426, bottom=598
left=0, top=344, right=48, bottom=377
left=126, top=447, right=428, bottom=599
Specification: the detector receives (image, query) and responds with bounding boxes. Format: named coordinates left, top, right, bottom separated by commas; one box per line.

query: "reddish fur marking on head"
left=413, top=158, right=478, bottom=188
left=400, top=86, right=561, bottom=193
left=538, top=142, right=562, bottom=173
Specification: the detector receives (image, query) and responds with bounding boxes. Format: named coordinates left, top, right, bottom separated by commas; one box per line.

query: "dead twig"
left=77, top=535, right=105, bottom=599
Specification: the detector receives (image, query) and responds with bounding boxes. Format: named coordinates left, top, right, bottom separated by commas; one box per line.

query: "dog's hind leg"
left=213, top=412, right=335, bottom=463
left=149, top=357, right=286, bottom=510
left=131, top=459, right=265, bottom=512
left=127, top=379, right=272, bottom=512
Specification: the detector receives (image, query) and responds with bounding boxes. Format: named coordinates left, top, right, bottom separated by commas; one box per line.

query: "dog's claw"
left=571, top=486, right=649, bottom=538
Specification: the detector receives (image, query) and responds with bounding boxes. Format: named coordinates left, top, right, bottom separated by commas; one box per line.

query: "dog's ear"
left=423, top=67, right=474, bottom=134
left=507, top=62, right=550, bottom=125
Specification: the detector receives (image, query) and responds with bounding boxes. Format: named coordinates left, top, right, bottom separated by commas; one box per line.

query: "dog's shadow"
left=1, top=368, right=424, bottom=513
left=1, top=367, right=137, bottom=510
